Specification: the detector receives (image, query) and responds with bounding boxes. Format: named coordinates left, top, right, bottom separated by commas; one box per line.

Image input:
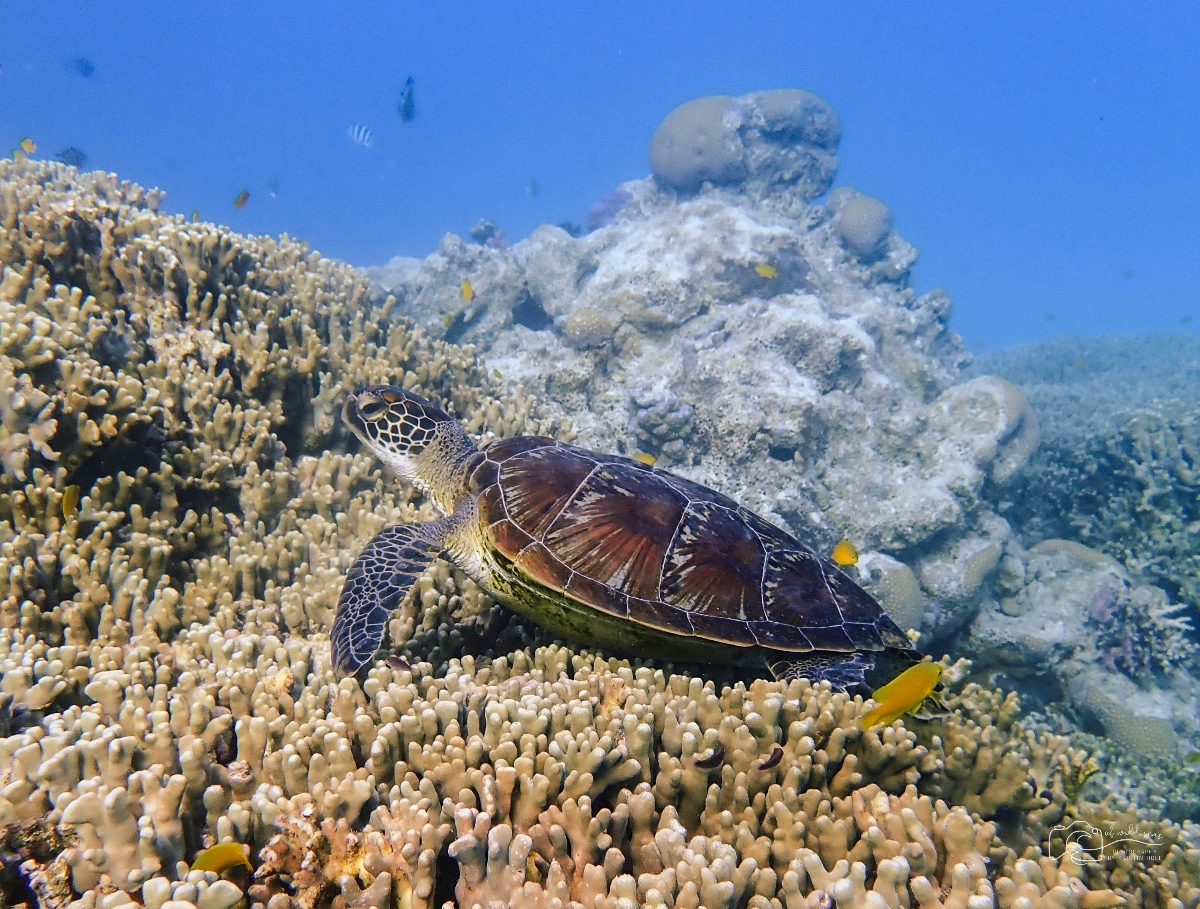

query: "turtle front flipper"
left=767, top=652, right=874, bottom=691
left=332, top=521, right=449, bottom=674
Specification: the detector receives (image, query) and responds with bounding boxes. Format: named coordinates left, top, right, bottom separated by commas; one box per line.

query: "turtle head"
left=344, top=386, right=477, bottom=514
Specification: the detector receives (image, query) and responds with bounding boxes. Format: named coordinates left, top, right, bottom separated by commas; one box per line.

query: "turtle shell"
left=466, top=437, right=909, bottom=655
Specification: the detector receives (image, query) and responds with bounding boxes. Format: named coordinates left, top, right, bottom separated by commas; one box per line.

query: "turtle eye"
left=358, top=396, right=389, bottom=422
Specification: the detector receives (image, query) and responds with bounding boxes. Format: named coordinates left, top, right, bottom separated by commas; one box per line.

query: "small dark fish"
left=72, top=57, right=95, bottom=78
left=348, top=124, right=373, bottom=147
left=55, top=146, right=87, bottom=168
left=386, top=654, right=410, bottom=671
left=757, top=746, right=784, bottom=770
left=397, top=75, right=415, bottom=122
left=694, top=744, right=724, bottom=769
left=233, top=189, right=249, bottom=210
left=1182, top=315, right=1194, bottom=325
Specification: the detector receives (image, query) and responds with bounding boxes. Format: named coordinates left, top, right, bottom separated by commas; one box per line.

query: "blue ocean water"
left=2, top=1, right=1198, bottom=350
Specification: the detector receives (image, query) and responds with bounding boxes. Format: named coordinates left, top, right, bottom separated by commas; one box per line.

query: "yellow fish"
left=19, top=137, right=36, bottom=154
left=62, top=485, right=81, bottom=521
left=191, top=842, right=252, bottom=874
left=191, top=210, right=200, bottom=223
left=233, top=189, right=249, bottom=210
left=12, top=148, right=28, bottom=162
left=830, top=539, right=858, bottom=566
left=443, top=313, right=455, bottom=327
left=755, top=263, right=778, bottom=279
left=861, top=661, right=944, bottom=729
left=633, top=452, right=657, bottom=466
left=461, top=279, right=474, bottom=303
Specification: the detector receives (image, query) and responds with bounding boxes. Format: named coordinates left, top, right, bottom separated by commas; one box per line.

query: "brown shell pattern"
left=467, top=438, right=909, bottom=654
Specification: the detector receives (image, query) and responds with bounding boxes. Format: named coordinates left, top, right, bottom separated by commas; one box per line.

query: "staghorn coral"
left=0, top=161, right=1195, bottom=909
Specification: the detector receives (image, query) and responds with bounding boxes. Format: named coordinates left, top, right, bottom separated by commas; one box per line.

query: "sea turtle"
left=331, top=385, right=917, bottom=686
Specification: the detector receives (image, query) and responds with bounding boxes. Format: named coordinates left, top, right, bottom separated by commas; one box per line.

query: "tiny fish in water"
left=1182, top=315, right=1194, bottom=325
left=860, top=661, right=944, bottom=729
left=830, top=539, right=858, bottom=566
left=72, top=57, right=95, bottom=78
left=1072, top=357, right=1088, bottom=368
left=632, top=452, right=657, bottom=466
left=19, top=138, right=36, bottom=154
left=694, top=744, right=724, bottom=769
left=55, top=146, right=87, bottom=168
left=1043, top=314, right=1056, bottom=323
left=756, top=746, right=784, bottom=770
left=755, top=262, right=778, bottom=279
left=397, top=75, right=415, bottom=122
left=525, top=178, right=539, bottom=198
left=461, top=279, right=474, bottom=303
left=233, top=189, right=249, bottom=210
left=442, top=313, right=455, bottom=327
left=191, top=842, right=252, bottom=874
left=1186, top=752, right=1200, bottom=764
left=266, top=176, right=279, bottom=198
left=386, top=654, right=410, bottom=671
left=348, top=124, right=373, bottom=147
left=191, top=210, right=200, bottom=223
left=62, top=486, right=81, bottom=521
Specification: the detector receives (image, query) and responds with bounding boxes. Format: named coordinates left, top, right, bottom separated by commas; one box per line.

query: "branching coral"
left=1086, top=581, right=1198, bottom=679
left=1012, top=405, right=1200, bottom=614
left=0, top=160, right=1194, bottom=909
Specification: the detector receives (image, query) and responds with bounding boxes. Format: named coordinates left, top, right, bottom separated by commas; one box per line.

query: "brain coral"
left=649, top=95, right=746, bottom=192
left=0, top=161, right=1196, bottom=909
left=649, top=89, right=840, bottom=198
left=834, top=191, right=895, bottom=260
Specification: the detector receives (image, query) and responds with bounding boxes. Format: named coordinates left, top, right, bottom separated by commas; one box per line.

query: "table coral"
left=0, top=160, right=1195, bottom=909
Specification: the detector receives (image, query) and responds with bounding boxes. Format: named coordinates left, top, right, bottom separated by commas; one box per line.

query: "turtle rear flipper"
left=767, top=651, right=874, bottom=691
left=332, top=521, right=449, bottom=674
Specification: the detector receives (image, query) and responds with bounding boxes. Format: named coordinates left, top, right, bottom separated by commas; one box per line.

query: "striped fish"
left=348, top=124, right=373, bottom=147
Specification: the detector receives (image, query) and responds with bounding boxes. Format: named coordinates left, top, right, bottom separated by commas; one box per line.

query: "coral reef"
left=962, top=336, right=1200, bottom=758
left=961, top=538, right=1198, bottom=760
left=1019, top=407, right=1200, bottom=612
left=1, top=117, right=1197, bottom=909
left=971, top=335, right=1200, bottom=618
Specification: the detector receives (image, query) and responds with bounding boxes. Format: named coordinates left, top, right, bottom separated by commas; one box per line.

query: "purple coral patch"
left=587, top=189, right=632, bottom=233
